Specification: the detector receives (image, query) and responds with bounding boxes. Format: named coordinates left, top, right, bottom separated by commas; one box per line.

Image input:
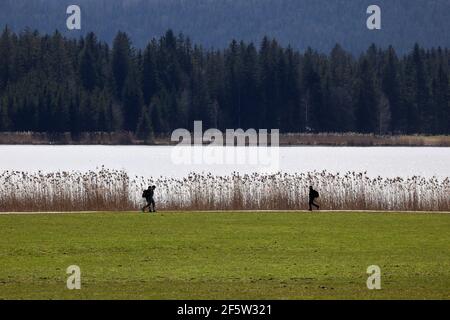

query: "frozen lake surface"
left=0, top=145, right=448, bottom=179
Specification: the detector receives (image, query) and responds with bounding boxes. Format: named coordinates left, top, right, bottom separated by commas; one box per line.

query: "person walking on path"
left=142, top=186, right=156, bottom=213
left=308, top=186, right=320, bottom=211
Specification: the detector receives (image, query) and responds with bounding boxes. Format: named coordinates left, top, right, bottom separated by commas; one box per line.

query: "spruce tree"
left=112, top=32, right=132, bottom=99
left=355, top=58, right=378, bottom=133
left=136, top=106, right=154, bottom=142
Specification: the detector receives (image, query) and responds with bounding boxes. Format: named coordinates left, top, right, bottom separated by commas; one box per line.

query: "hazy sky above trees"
left=1, top=0, right=449, bottom=54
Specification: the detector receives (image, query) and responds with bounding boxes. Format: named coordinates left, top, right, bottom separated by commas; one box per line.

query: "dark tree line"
left=0, top=27, right=449, bottom=137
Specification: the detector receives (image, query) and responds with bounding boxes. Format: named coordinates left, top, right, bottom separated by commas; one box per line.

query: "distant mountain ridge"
left=1, top=0, right=449, bottom=53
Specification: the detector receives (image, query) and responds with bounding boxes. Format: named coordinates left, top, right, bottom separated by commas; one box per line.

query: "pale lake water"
left=0, top=145, right=449, bottom=179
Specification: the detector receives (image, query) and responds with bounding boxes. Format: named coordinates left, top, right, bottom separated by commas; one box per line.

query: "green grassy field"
left=0, top=211, right=449, bottom=300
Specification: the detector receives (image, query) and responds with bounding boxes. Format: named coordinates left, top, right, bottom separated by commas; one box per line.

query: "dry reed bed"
left=0, top=168, right=449, bottom=212
left=1, top=132, right=450, bottom=146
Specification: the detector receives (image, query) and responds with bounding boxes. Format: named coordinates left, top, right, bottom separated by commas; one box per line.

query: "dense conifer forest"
left=0, top=27, right=449, bottom=137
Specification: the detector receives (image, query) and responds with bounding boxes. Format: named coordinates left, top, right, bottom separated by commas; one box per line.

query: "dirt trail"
left=0, top=210, right=449, bottom=215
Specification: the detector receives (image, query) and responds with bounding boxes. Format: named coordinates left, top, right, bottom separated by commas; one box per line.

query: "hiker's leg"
left=309, top=200, right=313, bottom=211
left=151, top=199, right=156, bottom=212
left=314, top=200, right=320, bottom=209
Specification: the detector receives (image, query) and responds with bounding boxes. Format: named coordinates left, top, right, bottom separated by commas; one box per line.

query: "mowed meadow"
left=0, top=168, right=449, bottom=212
left=1, top=212, right=449, bottom=299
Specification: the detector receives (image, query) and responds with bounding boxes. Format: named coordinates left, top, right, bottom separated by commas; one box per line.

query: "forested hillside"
left=0, top=27, right=448, bottom=137
left=1, top=0, right=449, bottom=54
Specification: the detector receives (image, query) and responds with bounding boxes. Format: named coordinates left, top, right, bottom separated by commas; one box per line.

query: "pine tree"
left=122, top=68, right=144, bottom=131
left=136, top=106, right=154, bottom=142
left=0, top=97, right=10, bottom=131
left=0, top=26, right=12, bottom=92
left=239, top=43, right=258, bottom=129
left=412, top=44, right=431, bottom=132
left=79, top=32, right=99, bottom=91
left=433, top=64, right=450, bottom=134
left=355, top=58, right=378, bottom=133
left=382, top=46, right=401, bottom=132
left=112, top=32, right=132, bottom=99
left=329, top=44, right=355, bottom=132
left=302, top=48, right=323, bottom=132
left=142, top=41, right=159, bottom=105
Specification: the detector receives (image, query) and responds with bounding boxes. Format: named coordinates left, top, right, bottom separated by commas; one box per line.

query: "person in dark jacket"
left=142, top=186, right=156, bottom=213
left=308, top=186, right=320, bottom=211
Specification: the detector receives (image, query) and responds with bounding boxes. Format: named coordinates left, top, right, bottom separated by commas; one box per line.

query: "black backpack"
left=142, top=190, right=149, bottom=198
left=313, top=190, right=319, bottom=198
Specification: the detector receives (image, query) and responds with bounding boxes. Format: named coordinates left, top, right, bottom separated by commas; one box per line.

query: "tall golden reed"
left=0, top=168, right=448, bottom=212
